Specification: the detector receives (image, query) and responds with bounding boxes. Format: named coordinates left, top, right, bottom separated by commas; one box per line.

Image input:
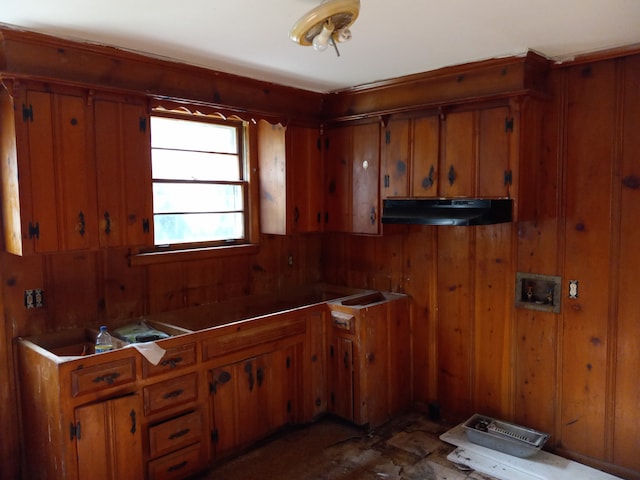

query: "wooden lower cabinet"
left=209, top=345, right=299, bottom=459
left=17, top=295, right=408, bottom=479
left=74, top=394, right=145, bottom=480
left=327, top=293, right=411, bottom=428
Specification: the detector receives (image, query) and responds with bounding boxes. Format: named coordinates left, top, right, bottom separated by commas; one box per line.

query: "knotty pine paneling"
left=613, top=54, right=640, bottom=473
left=561, top=59, right=617, bottom=460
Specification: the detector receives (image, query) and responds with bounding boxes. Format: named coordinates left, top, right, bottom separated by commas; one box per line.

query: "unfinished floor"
left=195, top=410, right=498, bottom=480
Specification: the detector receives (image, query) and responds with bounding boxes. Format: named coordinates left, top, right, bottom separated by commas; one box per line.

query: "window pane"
left=154, top=213, right=244, bottom=244
left=153, top=183, right=243, bottom=214
left=151, top=116, right=237, bottom=154
left=152, top=149, right=240, bottom=181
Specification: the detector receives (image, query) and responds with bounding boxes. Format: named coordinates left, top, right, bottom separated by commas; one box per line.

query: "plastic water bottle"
left=95, top=326, right=114, bottom=353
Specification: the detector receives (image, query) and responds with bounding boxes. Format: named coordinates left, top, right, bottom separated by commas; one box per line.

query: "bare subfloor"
left=195, top=410, right=498, bottom=480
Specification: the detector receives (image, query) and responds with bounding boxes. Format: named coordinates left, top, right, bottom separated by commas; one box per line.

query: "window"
left=150, top=113, right=248, bottom=248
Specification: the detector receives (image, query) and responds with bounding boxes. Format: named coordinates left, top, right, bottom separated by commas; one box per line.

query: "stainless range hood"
left=381, top=198, right=513, bottom=226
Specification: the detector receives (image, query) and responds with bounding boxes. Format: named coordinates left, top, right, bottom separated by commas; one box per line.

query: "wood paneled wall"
left=322, top=53, right=640, bottom=480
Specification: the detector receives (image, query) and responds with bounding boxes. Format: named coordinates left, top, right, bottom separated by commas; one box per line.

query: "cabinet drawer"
left=149, top=410, right=203, bottom=458
left=143, top=342, right=196, bottom=378
left=70, top=357, right=136, bottom=397
left=148, top=443, right=204, bottom=480
left=144, top=372, right=198, bottom=415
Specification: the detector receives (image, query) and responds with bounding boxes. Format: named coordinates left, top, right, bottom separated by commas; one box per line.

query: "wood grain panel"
left=473, top=223, right=513, bottom=417
left=410, top=115, right=440, bottom=197
left=441, top=111, right=475, bottom=197
left=437, top=227, right=473, bottom=419
left=613, top=54, right=640, bottom=472
left=561, top=59, right=617, bottom=458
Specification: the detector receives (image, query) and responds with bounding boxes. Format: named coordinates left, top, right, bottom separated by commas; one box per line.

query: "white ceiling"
left=2, top=0, right=640, bottom=93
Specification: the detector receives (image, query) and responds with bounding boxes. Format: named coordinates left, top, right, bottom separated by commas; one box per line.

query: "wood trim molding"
left=0, top=25, right=324, bottom=124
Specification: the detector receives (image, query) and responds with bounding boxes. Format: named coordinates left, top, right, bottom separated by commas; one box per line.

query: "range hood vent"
left=381, top=198, right=513, bottom=226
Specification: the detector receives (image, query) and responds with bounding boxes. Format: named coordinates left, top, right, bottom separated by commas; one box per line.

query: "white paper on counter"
left=125, top=342, right=166, bottom=366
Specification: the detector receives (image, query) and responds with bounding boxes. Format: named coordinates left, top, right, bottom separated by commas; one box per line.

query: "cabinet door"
left=324, top=126, right=352, bottom=232
left=441, top=110, right=475, bottom=197
left=95, top=99, right=153, bottom=247
left=74, top=394, right=144, bottom=480
left=411, top=115, right=440, bottom=197
left=209, top=365, right=238, bottom=457
left=289, top=126, right=323, bottom=233
left=380, top=119, right=410, bottom=199
left=258, top=120, right=287, bottom=234
left=19, top=90, right=97, bottom=252
left=328, top=336, right=354, bottom=421
left=477, top=105, right=512, bottom=197
left=352, top=122, right=380, bottom=234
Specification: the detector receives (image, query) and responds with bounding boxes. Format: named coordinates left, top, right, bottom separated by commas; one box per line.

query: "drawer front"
left=149, top=410, right=203, bottom=458
left=148, top=443, right=204, bottom=480
left=330, top=311, right=355, bottom=333
left=144, top=372, right=198, bottom=415
left=71, top=357, right=136, bottom=397
left=143, top=343, right=196, bottom=378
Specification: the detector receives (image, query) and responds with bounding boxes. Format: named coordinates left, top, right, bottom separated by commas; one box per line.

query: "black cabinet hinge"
left=22, top=104, right=33, bottom=122
left=142, top=218, right=150, bottom=234
left=504, top=170, right=513, bottom=186
left=139, top=117, right=147, bottom=133
left=385, top=130, right=391, bottom=144
left=286, top=356, right=291, bottom=369
left=211, top=429, right=219, bottom=444
left=28, top=221, right=40, bottom=240
left=70, top=422, right=81, bottom=440
left=505, top=117, right=514, bottom=133
left=317, top=137, right=322, bottom=151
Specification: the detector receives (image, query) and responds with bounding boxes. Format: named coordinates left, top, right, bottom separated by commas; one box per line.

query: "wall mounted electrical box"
left=515, top=272, right=561, bottom=314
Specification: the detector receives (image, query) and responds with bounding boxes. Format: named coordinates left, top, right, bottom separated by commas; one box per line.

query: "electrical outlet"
left=24, top=289, right=44, bottom=309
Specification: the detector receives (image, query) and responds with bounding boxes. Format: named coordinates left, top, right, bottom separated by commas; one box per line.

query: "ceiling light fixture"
left=289, top=0, right=360, bottom=57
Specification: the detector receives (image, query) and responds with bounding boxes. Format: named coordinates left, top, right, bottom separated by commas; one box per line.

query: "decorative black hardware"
left=163, top=389, right=184, bottom=400
left=384, top=174, right=390, bottom=188
left=256, top=367, right=264, bottom=387
left=504, top=170, right=513, bottom=186
left=211, top=429, right=219, bottom=443
left=317, top=212, right=321, bottom=224
left=168, top=461, right=187, bottom=472
left=78, top=211, right=85, bottom=236
left=22, top=104, right=34, bottom=122
left=505, top=117, right=514, bottom=132
left=448, top=165, right=456, bottom=186
left=129, top=409, right=136, bottom=434
left=169, top=428, right=190, bottom=440
left=286, top=356, right=291, bottom=369
left=317, top=137, right=322, bottom=151
left=369, top=206, right=377, bottom=224
left=161, top=357, right=183, bottom=369
left=70, top=118, right=78, bottom=126
left=139, top=117, right=147, bottom=133
left=28, top=221, right=40, bottom=240
left=422, top=165, right=435, bottom=189
left=92, top=372, right=120, bottom=384
left=343, top=350, right=349, bottom=369
left=294, top=206, right=300, bottom=224
left=142, top=218, right=150, bottom=233
left=244, top=361, right=254, bottom=391
left=104, top=211, right=111, bottom=234
left=385, top=130, right=391, bottom=144
left=330, top=345, right=334, bottom=357
left=70, top=422, right=81, bottom=440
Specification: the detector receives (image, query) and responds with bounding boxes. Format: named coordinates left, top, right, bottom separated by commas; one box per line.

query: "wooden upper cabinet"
left=258, top=121, right=323, bottom=235
left=441, top=105, right=513, bottom=198
left=352, top=122, right=381, bottom=235
left=94, top=98, right=153, bottom=248
left=288, top=125, right=323, bottom=233
left=1, top=82, right=154, bottom=255
left=324, top=125, right=352, bottom=233
left=380, top=119, right=410, bottom=199
left=411, top=114, right=441, bottom=197
left=324, top=122, right=380, bottom=235
left=1, top=84, right=98, bottom=255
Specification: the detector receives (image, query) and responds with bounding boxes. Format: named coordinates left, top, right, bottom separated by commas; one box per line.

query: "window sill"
left=129, top=243, right=259, bottom=266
